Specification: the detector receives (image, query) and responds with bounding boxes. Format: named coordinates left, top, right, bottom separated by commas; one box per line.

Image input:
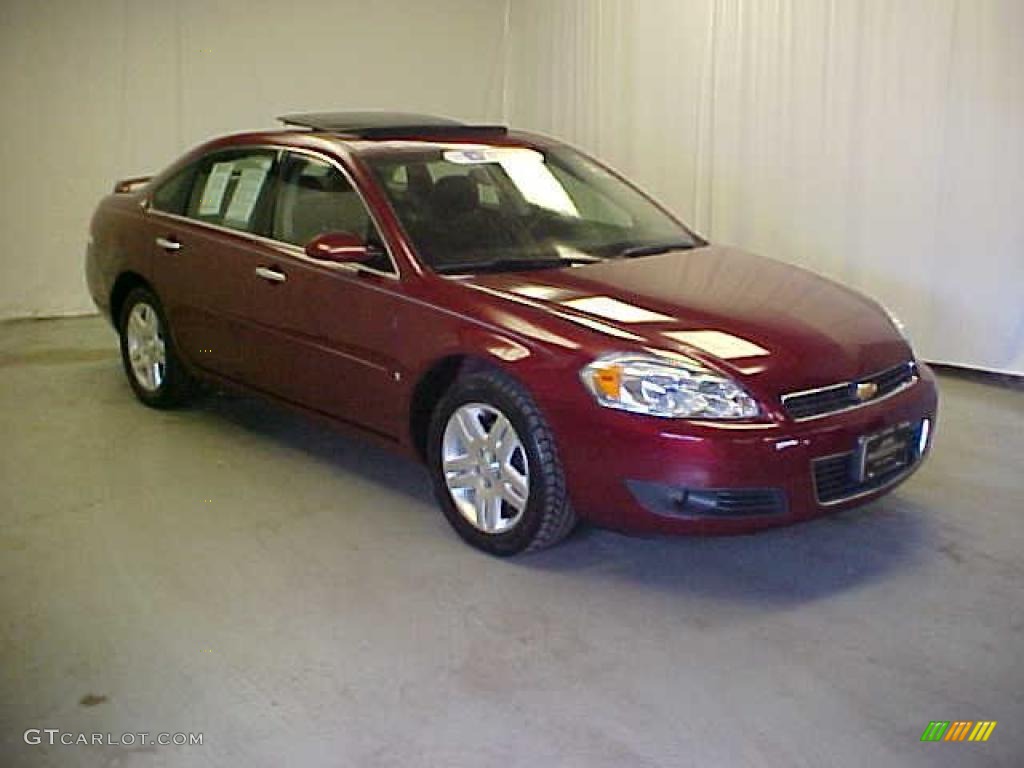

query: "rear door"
left=148, top=147, right=279, bottom=381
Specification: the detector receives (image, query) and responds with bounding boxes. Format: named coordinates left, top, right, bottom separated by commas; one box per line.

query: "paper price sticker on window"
left=443, top=148, right=543, bottom=165
left=199, top=161, right=234, bottom=215
left=224, top=166, right=269, bottom=225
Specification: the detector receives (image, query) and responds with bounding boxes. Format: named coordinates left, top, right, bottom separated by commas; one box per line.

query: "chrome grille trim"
left=781, top=361, right=918, bottom=421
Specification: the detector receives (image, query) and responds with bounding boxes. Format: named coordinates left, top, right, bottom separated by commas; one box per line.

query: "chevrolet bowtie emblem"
left=855, top=381, right=879, bottom=401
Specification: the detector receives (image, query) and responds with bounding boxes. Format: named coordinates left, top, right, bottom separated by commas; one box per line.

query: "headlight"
left=580, top=353, right=760, bottom=419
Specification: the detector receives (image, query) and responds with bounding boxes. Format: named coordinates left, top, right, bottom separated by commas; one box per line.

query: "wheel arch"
left=109, top=271, right=152, bottom=327
left=408, top=354, right=507, bottom=461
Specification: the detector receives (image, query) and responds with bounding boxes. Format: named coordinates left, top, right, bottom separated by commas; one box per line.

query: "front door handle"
left=155, top=236, right=181, bottom=252
left=255, top=266, right=287, bottom=284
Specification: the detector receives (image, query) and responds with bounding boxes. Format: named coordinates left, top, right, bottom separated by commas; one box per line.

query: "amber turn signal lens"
left=591, top=365, right=621, bottom=399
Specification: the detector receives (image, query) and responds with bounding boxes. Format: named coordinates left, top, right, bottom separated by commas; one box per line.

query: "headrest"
left=406, top=164, right=434, bottom=201
left=433, top=175, right=478, bottom=218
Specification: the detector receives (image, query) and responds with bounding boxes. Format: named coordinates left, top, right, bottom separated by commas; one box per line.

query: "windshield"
left=363, top=145, right=701, bottom=274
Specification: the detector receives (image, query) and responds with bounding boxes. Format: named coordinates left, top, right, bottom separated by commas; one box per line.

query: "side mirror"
left=304, top=231, right=377, bottom=264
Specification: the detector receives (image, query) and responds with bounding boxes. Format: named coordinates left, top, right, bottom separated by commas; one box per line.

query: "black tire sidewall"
left=427, top=372, right=561, bottom=556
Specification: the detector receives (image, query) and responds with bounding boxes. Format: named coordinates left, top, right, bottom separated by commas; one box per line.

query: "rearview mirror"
left=304, top=231, right=377, bottom=264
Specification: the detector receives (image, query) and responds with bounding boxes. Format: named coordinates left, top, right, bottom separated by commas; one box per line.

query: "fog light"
left=626, top=480, right=786, bottom=519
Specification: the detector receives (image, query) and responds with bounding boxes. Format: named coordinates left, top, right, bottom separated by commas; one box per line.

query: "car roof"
left=276, top=111, right=510, bottom=140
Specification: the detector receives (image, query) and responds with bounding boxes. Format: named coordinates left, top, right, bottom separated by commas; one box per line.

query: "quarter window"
left=151, top=164, right=198, bottom=215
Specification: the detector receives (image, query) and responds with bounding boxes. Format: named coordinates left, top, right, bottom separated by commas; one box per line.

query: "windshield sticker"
left=443, top=147, right=543, bottom=165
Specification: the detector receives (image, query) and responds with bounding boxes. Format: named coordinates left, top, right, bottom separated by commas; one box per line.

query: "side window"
left=151, top=163, right=198, bottom=215
left=186, top=149, right=277, bottom=234
left=272, top=154, right=372, bottom=245
left=272, top=153, right=392, bottom=272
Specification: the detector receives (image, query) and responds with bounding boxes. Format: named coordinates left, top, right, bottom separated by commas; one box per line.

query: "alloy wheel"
left=441, top=402, right=530, bottom=534
left=125, top=302, right=167, bottom=392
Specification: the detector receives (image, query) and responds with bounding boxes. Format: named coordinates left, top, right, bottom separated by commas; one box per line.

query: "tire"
left=427, top=369, right=577, bottom=555
left=118, top=286, right=193, bottom=408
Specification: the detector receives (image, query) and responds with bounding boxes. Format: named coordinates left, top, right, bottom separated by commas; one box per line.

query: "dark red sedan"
left=86, top=112, right=937, bottom=554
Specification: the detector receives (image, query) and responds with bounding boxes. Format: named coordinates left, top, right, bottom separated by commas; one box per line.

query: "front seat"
left=432, top=175, right=480, bottom=221
left=428, top=175, right=516, bottom=262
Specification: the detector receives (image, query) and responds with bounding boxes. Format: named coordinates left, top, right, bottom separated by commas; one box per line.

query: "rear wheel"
left=427, top=370, right=576, bottom=555
left=118, top=286, right=193, bottom=408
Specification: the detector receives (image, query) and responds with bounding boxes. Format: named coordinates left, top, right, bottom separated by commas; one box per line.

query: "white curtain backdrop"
left=506, top=0, right=1024, bottom=374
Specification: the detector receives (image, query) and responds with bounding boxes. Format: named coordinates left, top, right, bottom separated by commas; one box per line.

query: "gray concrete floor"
left=1, top=316, right=1021, bottom=767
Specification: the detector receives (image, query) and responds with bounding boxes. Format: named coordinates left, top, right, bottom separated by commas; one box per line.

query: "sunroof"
left=277, top=112, right=506, bottom=138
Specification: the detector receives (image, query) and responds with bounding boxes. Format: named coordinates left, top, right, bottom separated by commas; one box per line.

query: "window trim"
left=144, top=144, right=401, bottom=280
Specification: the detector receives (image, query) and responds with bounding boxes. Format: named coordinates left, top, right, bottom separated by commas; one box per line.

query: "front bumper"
left=543, top=363, right=939, bottom=534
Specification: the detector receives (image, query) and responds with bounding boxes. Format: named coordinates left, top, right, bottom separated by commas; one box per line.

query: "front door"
left=242, top=151, right=406, bottom=438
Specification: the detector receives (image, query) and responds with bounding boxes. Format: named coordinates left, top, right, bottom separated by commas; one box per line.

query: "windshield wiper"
left=617, top=242, right=697, bottom=259
left=436, top=256, right=599, bottom=275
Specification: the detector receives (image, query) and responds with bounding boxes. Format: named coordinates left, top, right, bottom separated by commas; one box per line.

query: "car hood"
left=457, top=245, right=911, bottom=395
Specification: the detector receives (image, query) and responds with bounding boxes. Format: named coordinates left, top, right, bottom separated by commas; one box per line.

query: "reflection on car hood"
left=458, top=245, right=911, bottom=393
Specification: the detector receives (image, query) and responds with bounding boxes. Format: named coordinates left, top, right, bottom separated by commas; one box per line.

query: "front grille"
left=782, top=361, right=917, bottom=420
left=627, top=481, right=787, bottom=519
left=812, top=420, right=927, bottom=504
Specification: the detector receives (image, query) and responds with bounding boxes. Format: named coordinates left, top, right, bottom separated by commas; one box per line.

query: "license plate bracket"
left=855, top=422, right=915, bottom=483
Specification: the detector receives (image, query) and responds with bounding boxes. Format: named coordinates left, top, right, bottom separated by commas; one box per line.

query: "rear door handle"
left=255, top=266, right=287, bottom=283
left=155, top=236, right=181, bottom=252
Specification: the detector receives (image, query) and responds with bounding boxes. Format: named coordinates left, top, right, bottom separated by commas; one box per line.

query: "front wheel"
left=427, top=370, right=576, bottom=555
left=118, top=286, right=193, bottom=408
